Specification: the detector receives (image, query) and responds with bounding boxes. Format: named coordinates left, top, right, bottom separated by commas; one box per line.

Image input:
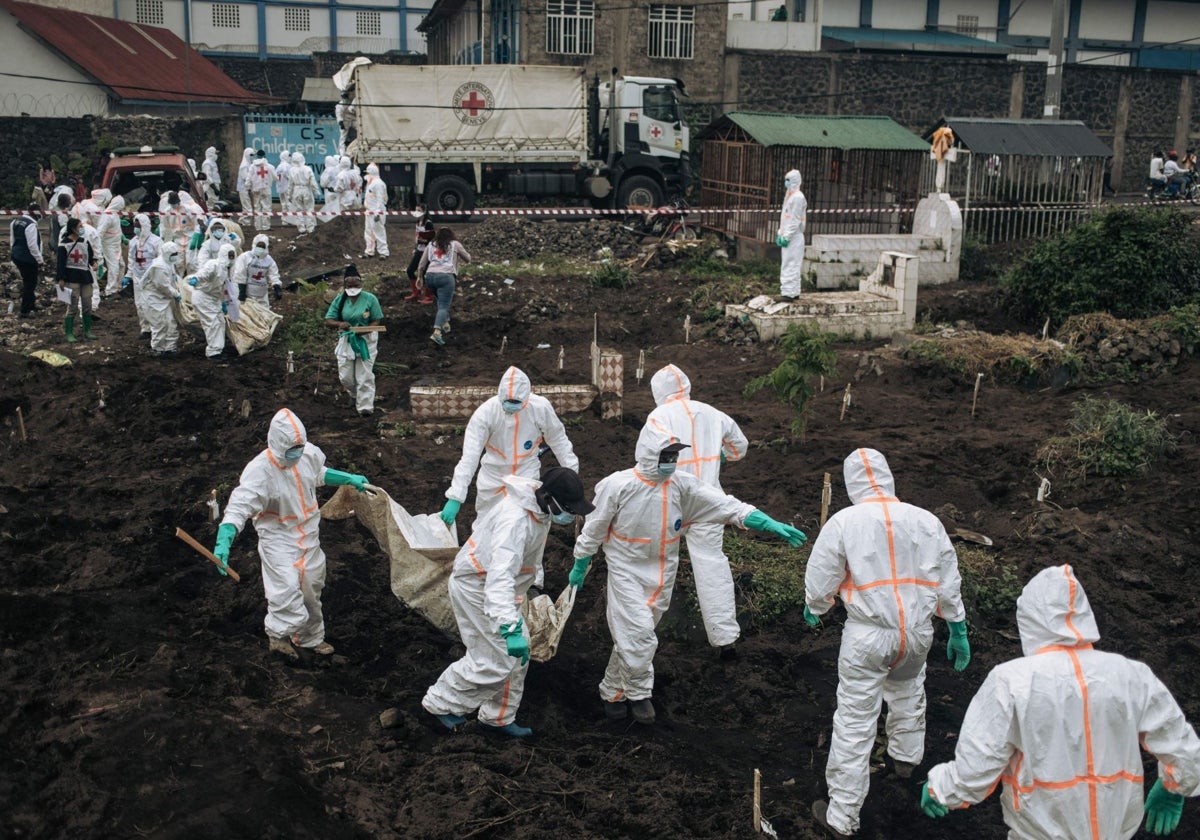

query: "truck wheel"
left=426, top=175, right=475, bottom=220
left=616, top=176, right=663, bottom=210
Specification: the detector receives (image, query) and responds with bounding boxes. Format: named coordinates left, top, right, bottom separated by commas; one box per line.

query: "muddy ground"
left=1, top=215, right=1197, bottom=840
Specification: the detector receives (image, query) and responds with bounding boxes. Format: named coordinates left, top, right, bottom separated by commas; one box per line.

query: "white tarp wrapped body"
left=334, top=56, right=372, bottom=91
left=172, top=278, right=199, bottom=327
left=353, top=64, right=587, bottom=160
left=225, top=298, right=281, bottom=356
left=522, top=586, right=577, bottom=663
left=320, top=484, right=460, bottom=637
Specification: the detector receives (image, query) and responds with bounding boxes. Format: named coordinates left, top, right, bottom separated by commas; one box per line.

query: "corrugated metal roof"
left=301, top=77, right=341, bottom=104
left=823, top=26, right=1034, bottom=55
left=930, top=118, right=1112, bottom=157
left=0, top=0, right=270, bottom=105
left=701, top=112, right=929, bottom=151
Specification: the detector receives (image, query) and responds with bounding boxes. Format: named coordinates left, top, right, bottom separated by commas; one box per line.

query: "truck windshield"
left=643, top=86, right=679, bottom=123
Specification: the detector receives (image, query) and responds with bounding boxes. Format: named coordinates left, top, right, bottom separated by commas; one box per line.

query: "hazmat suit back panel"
left=927, top=564, right=1200, bottom=840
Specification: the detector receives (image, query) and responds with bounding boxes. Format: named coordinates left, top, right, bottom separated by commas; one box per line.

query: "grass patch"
left=281, top=281, right=333, bottom=357
left=957, top=545, right=1021, bottom=620
left=1036, top=396, right=1175, bottom=483
left=725, top=530, right=810, bottom=625
left=591, top=261, right=635, bottom=289
left=903, top=332, right=1080, bottom=385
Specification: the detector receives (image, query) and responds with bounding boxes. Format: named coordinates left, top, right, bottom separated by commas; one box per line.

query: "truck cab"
left=597, top=76, right=690, bottom=207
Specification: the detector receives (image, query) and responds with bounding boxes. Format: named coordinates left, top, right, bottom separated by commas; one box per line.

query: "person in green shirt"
left=324, top=264, right=384, bottom=416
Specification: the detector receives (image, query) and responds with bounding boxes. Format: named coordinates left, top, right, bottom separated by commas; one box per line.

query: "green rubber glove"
left=499, top=619, right=529, bottom=666
left=440, top=499, right=461, bottom=525
left=947, top=620, right=971, bottom=672
left=744, top=510, right=807, bottom=546
left=212, top=523, right=237, bottom=576
left=720, top=451, right=727, bottom=465
left=803, top=606, right=820, bottom=628
left=776, top=234, right=789, bottom=247
left=1146, top=779, right=1185, bottom=835
left=324, top=468, right=369, bottom=492
left=569, top=556, right=592, bottom=590
left=920, top=782, right=949, bottom=818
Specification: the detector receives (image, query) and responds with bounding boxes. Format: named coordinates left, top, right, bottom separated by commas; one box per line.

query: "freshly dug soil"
left=1, top=216, right=1197, bottom=840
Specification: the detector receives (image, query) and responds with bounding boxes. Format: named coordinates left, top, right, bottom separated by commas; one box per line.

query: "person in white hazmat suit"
left=338, top=156, right=362, bottom=210
left=195, top=218, right=239, bottom=268
left=201, top=146, right=221, bottom=206
left=644, top=364, right=749, bottom=656
left=74, top=189, right=108, bottom=312
left=776, top=168, right=807, bottom=299
left=187, top=242, right=236, bottom=358
left=921, top=564, right=1200, bottom=840
left=142, top=241, right=183, bottom=355
left=212, top=408, right=371, bottom=661
left=158, top=191, right=185, bottom=250
left=179, top=191, right=208, bottom=271
left=234, top=234, right=282, bottom=309
left=805, top=447, right=970, bottom=838
left=319, top=155, right=341, bottom=223
left=127, top=213, right=161, bottom=338
left=440, top=366, right=580, bottom=590
left=248, top=151, right=276, bottom=231
left=422, top=466, right=596, bottom=738
left=289, top=152, right=319, bottom=234
left=236, top=147, right=255, bottom=226
left=362, top=162, right=389, bottom=257
left=97, top=194, right=125, bottom=298
left=572, top=426, right=806, bottom=725
left=275, top=149, right=293, bottom=224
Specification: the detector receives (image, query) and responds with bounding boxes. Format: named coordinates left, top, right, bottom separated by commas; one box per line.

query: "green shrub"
left=724, top=531, right=810, bottom=624
left=743, top=324, right=838, bottom=437
left=958, top=235, right=995, bottom=284
left=957, top=546, right=1021, bottom=620
left=1163, top=303, right=1200, bottom=352
left=1037, top=396, right=1175, bottom=482
left=1002, top=207, right=1200, bottom=326
left=281, top=283, right=332, bottom=357
left=591, top=261, right=634, bottom=289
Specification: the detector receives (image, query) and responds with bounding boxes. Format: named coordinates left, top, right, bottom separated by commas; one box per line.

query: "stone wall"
left=730, top=52, right=1199, bottom=193
left=0, top=115, right=239, bottom=209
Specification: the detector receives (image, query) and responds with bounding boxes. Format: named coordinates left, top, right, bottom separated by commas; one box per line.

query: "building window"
left=648, top=5, right=694, bottom=60
left=356, top=10, right=382, bottom=36
left=284, top=7, right=311, bottom=32
left=212, top=2, right=240, bottom=29
left=956, top=14, right=979, bottom=37
left=547, top=0, right=594, bottom=55
left=134, top=0, right=163, bottom=26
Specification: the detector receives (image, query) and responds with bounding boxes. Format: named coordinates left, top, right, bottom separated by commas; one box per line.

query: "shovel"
left=175, top=526, right=241, bottom=582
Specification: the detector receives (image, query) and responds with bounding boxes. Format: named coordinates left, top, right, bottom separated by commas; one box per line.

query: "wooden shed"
left=697, top=112, right=930, bottom=243
left=922, top=117, right=1112, bottom=243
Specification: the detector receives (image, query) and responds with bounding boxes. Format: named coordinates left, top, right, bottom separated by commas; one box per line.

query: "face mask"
left=212, top=229, right=225, bottom=239
left=253, top=246, right=267, bottom=257
left=657, top=463, right=677, bottom=477
left=167, top=254, right=182, bottom=265
left=283, top=445, right=304, bottom=465
left=501, top=399, right=522, bottom=414
left=551, top=510, right=575, bottom=526
left=345, top=287, right=362, bottom=298
left=135, top=227, right=147, bottom=239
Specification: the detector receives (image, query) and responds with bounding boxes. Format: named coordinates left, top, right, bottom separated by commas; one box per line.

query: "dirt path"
left=1, top=217, right=1197, bottom=839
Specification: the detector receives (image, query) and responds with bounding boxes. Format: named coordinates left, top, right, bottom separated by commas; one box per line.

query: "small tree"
left=744, top=324, right=838, bottom=437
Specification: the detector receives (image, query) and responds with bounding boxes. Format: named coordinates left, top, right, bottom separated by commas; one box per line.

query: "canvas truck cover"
left=352, top=64, right=588, bottom=163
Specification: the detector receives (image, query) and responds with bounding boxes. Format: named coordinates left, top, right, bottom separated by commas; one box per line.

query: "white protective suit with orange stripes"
left=446, top=367, right=579, bottom=587
left=926, top=564, right=1200, bottom=840
left=805, top=448, right=965, bottom=835
left=221, top=409, right=331, bottom=647
left=575, top=425, right=756, bottom=703
left=645, top=364, right=749, bottom=648
left=422, top=475, right=550, bottom=726
left=777, top=169, right=806, bottom=298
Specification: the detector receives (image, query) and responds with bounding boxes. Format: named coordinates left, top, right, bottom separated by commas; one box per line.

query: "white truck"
left=342, top=63, right=691, bottom=211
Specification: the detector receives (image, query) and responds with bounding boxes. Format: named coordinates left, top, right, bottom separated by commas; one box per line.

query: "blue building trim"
left=1132, top=0, right=1147, bottom=44
left=796, top=0, right=806, bottom=23
left=257, top=1, right=267, bottom=59
left=330, top=0, right=338, bottom=51
left=1066, top=0, right=1081, bottom=63
left=925, top=0, right=939, bottom=32
left=183, top=0, right=192, bottom=45
left=996, top=0, right=1010, bottom=38
left=398, top=0, right=406, bottom=51
left=860, top=0, right=871, bottom=29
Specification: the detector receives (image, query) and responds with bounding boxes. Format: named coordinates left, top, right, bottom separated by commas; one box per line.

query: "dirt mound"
left=2, top=222, right=1199, bottom=840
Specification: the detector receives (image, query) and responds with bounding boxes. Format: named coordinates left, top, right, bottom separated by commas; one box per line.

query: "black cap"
left=344, top=263, right=361, bottom=279
left=661, top=442, right=690, bottom=453
left=540, top=466, right=595, bottom=515
left=255, top=149, right=266, bottom=157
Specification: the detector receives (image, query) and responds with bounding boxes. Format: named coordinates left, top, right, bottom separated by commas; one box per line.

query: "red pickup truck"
left=100, top=145, right=210, bottom=213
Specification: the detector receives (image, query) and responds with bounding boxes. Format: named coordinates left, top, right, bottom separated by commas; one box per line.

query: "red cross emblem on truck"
left=461, top=91, right=487, bottom=116
left=649, top=125, right=663, bottom=140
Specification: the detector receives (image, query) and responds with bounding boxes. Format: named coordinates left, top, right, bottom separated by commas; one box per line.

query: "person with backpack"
left=324, top=265, right=383, bottom=416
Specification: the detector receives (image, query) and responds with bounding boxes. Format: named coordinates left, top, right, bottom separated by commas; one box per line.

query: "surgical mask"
left=167, top=254, right=182, bottom=265
left=551, top=510, right=575, bottom=526
left=253, top=246, right=267, bottom=257
left=212, top=229, right=225, bottom=239
left=501, top=399, right=523, bottom=414
left=345, top=287, right=362, bottom=298
left=657, top=463, right=677, bottom=477
left=283, top=445, right=304, bottom=465
left=135, top=227, right=147, bottom=239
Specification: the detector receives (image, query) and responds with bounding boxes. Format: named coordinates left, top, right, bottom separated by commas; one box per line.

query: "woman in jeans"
left=417, top=227, right=471, bottom=346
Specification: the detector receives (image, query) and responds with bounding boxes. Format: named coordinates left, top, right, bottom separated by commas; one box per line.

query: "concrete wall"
left=0, top=115, right=240, bottom=209
left=0, top=18, right=109, bottom=117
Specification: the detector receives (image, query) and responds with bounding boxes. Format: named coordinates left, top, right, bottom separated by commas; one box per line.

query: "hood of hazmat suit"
left=650, top=364, right=691, bottom=405
left=497, top=365, right=531, bottom=409
left=293, top=152, right=307, bottom=168
left=205, top=147, right=218, bottom=162
left=243, top=148, right=255, bottom=164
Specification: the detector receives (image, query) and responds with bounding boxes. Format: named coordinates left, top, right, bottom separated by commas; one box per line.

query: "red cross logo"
left=649, top=125, right=663, bottom=140
left=68, top=247, right=86, bottom=266
left=135, top=249, right=148, bottom=267
left=462, top=91, right=487, bottom=116
left=252, top=270, right=265, bottom=281
left=256, top=166, right=270, bottom=179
